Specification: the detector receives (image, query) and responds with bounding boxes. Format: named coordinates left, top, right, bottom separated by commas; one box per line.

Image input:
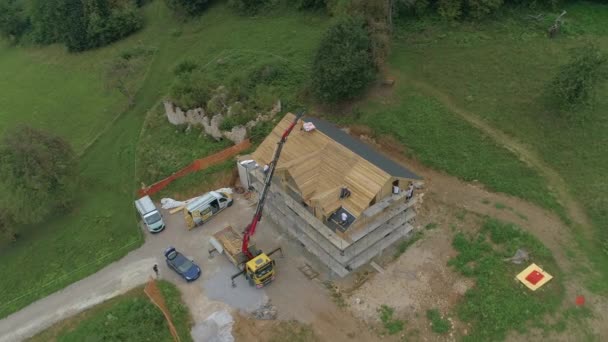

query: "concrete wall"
left=249, top=168, right=417, bottom=277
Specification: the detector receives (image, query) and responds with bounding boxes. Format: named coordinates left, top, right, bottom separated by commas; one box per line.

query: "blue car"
left=164, top=247, right=201, bottom=282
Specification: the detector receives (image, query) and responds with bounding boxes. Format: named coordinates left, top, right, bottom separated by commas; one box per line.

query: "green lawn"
left=0, top=1, right=329, bottom=319
left=0, top=2, right=164, bottom=154
left=0, top=2, right=168, bottom=318
left=137, top=104, right=232, bottom=186
left=380, top=2, right=608, bottom=292
left=356, top=90, right=561, bottom=214
left=29, top=281, right=192, bottom=342
left=450, top=218, right=565, bottom=341
left=137, top=105, right=236, bottom=200
left=0, top=46, right=121, bottom=153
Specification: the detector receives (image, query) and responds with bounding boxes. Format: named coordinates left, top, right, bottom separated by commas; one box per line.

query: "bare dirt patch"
left=337, top=134, right=608, bottom=340
left=344, top=200, right=477, bottom=341
left=233, top=315, right=319, bottom=342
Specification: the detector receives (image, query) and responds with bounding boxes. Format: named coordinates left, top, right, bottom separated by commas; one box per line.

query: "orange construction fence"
left=138, top=139, right=251, bottom=197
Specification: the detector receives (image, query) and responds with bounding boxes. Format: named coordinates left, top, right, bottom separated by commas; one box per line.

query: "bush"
left=173, top=59, right=198, bottom=75
left=396, top=0, right=557, bottom=20
left=63, top=0, right=89, bottom=52
left=219, top=114, right=251, bottom=131
left=311, top=16, right=375, bottom=103
left=394, top=0, right=431, bottom=18
left=0, top=0, right=30, bottom=42
left=29, top=0, right=143, bottom=52
left=103, top=5, right=144, bottom=43
left=426, top=309, right=451, bottom=334
left=466, top=0, right=503, bottom=19
left=297, top=0, right=327, bottom=10
left=165, top=0, right=210, bottom=17
left=378, top=305, right=405, bottom=335
left=169, top=71, right=214, bottom=108
left=169, top=55, right=300, bottom=112
left=550, top=43, right=607, bottom=112
left=85, top=4, right=143, bottom=51
left=29, top=0, right=67, bottom=44
left=0, top=126, right=77, bottom=225
left=228, top=0, right=271, bottom=15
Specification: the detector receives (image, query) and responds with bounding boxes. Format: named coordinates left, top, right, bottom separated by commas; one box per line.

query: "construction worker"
left=392, top=184, right=400, bottom=194
left=339, top=212, right=348, bottom=225
left=405, top=183, right=414, bottom=201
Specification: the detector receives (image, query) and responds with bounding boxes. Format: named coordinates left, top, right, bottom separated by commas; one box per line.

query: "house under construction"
left=238, top=113, right=421, bottom=277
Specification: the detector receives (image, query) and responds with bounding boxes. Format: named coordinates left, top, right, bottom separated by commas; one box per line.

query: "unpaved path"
left=0, top=252, right=158, bottom=342
left=377, top=145, right=608, bottom=339
left=408, top=79, right=593, bottom=235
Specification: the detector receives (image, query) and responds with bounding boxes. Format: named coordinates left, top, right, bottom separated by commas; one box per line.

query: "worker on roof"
left=406, top=183, right=414, bottom=201
left=339, top=212, right=348, bottom=225
left=340, top=187, right=351, bottom=199
left=392, top=184, right=400, bottom=194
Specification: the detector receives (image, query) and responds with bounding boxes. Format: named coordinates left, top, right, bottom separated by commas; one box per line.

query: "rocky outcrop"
left=164, top=99, right=282, bottom=144
left=164, top=101, right=206, bottom=126
left=202, top=114, right=224, bottom=140
left=222, top=125, right=247, bottom=144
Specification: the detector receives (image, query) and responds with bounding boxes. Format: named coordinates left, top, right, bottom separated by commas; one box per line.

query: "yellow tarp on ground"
left=516, top=263, right=553, bottom=291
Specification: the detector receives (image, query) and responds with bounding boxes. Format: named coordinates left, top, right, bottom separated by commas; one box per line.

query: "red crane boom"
left=241, top=112, right=304, bottom=259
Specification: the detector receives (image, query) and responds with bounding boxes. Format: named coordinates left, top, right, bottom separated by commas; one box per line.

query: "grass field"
left=355, top=91, right=561, bottom=214
left=29, top=281, right=192, bottom=342
left=383, top=2, right=608, bottom=292
left=0, top=2, right=169, bottom=318
left=0, top=46, right=123, bottom=153
left=137, top=104, right=232, bottom=186
left=450, top=218, right=564, bottom=341
left=0, top=1, right=329, bottom=319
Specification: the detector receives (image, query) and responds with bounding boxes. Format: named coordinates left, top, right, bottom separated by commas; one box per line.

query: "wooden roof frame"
left=252, top=113, right=420, bottom=218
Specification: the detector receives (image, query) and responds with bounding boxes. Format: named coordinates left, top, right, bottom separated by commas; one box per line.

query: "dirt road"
left=0, top=255, right=157, bottom=342
left=348, top=141, right=608, bottom=340
left=408, top=78, right=592, bottom=235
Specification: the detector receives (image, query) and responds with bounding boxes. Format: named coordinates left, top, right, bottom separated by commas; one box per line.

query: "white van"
left=184, top=191, right=232, bottom=229
left=135, top=195, right=165, bottom=233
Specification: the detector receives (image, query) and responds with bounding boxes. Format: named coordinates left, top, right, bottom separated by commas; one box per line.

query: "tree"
left=87, top=3, right=144, bottom=49
left=227, top=0, right=270, bottom=15
left=28, top=0, right=143, bottom=52
left=311, top=16, right=376, bottom=103
left=165, top=0, right=210, bottom=16
left=0, top=126, right=77, bottom=225
left=296, top=0, right=327, bottom=10
left=64, top=0, right=89, bottom=52
left=0, top=0, right=30, bottom=42
left=29, top=0, right=68, bottom=44
left=551, top=43, right=607, bottom=111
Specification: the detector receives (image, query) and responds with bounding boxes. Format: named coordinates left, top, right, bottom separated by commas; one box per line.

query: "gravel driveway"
left=0, top=194, right=363, bottom=342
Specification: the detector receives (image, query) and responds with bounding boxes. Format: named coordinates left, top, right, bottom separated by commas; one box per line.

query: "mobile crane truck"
left=209, top=111, right=304, bottom=288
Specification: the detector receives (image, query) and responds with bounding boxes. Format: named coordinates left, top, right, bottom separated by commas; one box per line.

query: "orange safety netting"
left=138, top=139, right=251, bottom=197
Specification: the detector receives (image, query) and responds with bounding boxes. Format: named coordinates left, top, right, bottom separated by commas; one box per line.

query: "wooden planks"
left=213, top=226, right=243, bottom=257
left=252, top=113, right=393, bottom=218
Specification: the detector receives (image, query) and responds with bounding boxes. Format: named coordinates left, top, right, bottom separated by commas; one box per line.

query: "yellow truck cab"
left=210, top=226, right=277, bottom=288
left=245, top=253, right=275, bottom=288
